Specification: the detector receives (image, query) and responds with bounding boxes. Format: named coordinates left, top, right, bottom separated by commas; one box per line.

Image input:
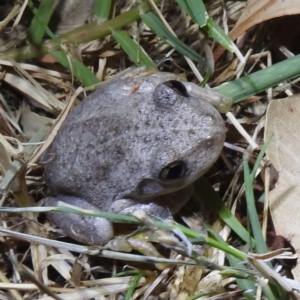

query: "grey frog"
left=44, top=69, right=227, bottom=245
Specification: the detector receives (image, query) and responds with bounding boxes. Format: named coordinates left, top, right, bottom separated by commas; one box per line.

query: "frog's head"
left=135, top=79, right=226, bottom=199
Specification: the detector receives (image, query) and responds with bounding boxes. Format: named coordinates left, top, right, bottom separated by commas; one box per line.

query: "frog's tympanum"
left=44, top=69, right=226, bottom=245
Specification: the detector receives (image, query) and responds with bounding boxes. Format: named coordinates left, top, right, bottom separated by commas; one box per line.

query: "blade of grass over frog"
left=207, top=225, right=257, bottom=299
left=94, top=0, right=112, bottom=19
left=0, top=205, right=246, bottom=260
left=174, top=223, right=247, bottom=260
left=113, top=31, right=155, bottom=68
left=50, top=51, right=99, bottom=86
left=194, top=176, right=254, bottom=245
left=243, top=159, right=269, bottom=256
left=125, top=272, right=143, bottom=300
left=0, top=228, right=241, bottom=268
left=27, top=0, right=56, bottom=44
left=1, top=205, right=251, bottom=263
left=49, top=205, right=141, bottom=223
left=140, top=11, right=208, bottom=68
left=213, top=54, right=300, bottom=103
left=4, top=0, right=162, bottom=61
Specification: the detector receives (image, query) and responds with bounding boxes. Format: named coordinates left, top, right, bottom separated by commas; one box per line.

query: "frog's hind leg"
left=45, top=195, right=113, bottom=245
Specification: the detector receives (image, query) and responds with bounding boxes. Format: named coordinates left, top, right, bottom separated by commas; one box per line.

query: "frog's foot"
left=45, top=196, right=113, bottom=245
left=109, top=200, right=174, bottom=221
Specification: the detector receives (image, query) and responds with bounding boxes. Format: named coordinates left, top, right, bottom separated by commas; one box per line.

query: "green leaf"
left=243, top=159, right=268, bottom=255
left=214, top=54, right=300, bottom=103
left=94, top=0, right=112, bottom=19
left=183, top=0, right=207, bottom=27
left=27, top=2, right=99, bottom=86
left=51, top=51, right=99, bottom=87
left=4, top=0, right=161, bottom=61
left=176, top=1, right=243, bottom=59
left=175, top=0, right=194, bottom=17
left=113, top=30, right=155, bottom=67
left=205, top=18, right=234, bottom=52
left=125, top=272, right=143, bottom=300
left=194, top=176, right=254, bottom=245
left=27, top=0, right=56, bottom=44
left=140, top=10, right=208, bottom=68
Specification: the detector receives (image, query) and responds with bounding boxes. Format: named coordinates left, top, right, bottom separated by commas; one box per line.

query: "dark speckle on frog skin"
left=43, top=68, right=226, bottom=245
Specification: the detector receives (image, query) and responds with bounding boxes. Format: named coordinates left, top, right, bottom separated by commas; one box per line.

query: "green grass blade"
left=243, top=139, right=279, bottom=300
left=183, top=0, right=207, bottom=27
left=243, top=159, right=268, bottom=255
left=175, top=0, right=194, bottom=18
left=226, top=257, right=257, bottom=299
left=205, top=18, right=235, bottom=52
left=214, top=54, right=300, bottom=103
left=140, top=10, right=208, bottom=68
left=250, top=137, right=272, bottom=181
left=176, top=0, right=238, bottom=56
left=94, top=0, right=112, bottom=19
left=4, top=0, right=161, bottom=61
left=262, top=286, right=278, bottom=300
left=27, top=0, right=61, bottom=45
left=51, top=51, right=99, bottom=86
left=27, top=0, right=56, bottom=44
left=26, top=2, right=99, bottom=86
left=245, top=144, right=288, bottom=298
left=125, top=272, right=143, bottom=300
left=113, top=30, right=155, bottom=67
left=208, top=225, right=256, bottom=299
left=193, top=176, right=254, bottom=245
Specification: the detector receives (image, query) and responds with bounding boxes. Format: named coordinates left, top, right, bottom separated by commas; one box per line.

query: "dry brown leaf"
left=265, top=95, right=300, bottom=280
left=19, top=107, right=54, bottom=140
left=170, top=263, right=204, bottom=300
left=232, top=0, right=299, bottom=41
left=215, top=0, right=300, bottom=60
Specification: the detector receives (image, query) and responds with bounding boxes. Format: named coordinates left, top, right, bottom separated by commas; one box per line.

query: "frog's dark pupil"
left=160, top=161, right=186, bottom=181
left=163, top=80, right=189, bottom=98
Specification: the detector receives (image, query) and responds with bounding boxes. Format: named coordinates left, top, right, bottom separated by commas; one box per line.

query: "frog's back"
left=44, top=85, right=145, bottom=209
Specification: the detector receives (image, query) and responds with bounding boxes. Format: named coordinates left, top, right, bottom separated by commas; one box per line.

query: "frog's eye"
left=163, top=80, right=189, bottom=98
left=159, top=161, right=186, bottom=181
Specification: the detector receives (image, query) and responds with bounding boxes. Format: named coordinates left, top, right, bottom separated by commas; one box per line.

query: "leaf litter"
left=1, top=0, right=300, bottom=299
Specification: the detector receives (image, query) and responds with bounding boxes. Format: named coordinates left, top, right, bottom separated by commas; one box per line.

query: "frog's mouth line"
left=129, top=178, right=188, bottom=199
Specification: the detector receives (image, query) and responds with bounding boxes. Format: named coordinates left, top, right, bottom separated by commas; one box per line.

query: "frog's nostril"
left=153, top=80, right=189, bottom=108
left=163, top=80, right=189, bottom=98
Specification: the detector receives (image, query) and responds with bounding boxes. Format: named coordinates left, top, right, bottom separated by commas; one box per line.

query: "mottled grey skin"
left=44, top=70, right=226, bottom=245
